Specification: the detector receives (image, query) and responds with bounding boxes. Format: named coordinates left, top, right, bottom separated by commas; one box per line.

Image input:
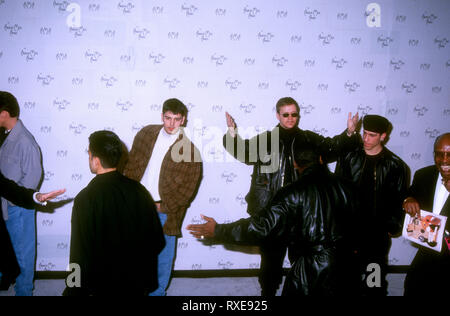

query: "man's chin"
left=165, top=128, right=178, bottom=134
left=439, top=165, right=450, bottom=178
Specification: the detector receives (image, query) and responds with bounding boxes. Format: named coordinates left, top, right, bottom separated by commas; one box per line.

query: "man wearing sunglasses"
left=223, top=97, right=359, bottom=296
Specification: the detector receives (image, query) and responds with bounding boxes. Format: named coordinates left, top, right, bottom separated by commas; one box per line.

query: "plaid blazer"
left=123, top=125, right=202, bottom=237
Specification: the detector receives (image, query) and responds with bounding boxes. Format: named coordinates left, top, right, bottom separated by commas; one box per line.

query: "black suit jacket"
left=404, top=165, right=450, bottom=295
left=64, top=171, right=165, bottom=296
left=0, top=172, right=35, bottom=281
left=408, top=165, right=450, bottom=224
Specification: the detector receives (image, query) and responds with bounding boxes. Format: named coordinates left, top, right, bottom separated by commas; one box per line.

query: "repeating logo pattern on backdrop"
left=0, top=0, right=448, bottom=271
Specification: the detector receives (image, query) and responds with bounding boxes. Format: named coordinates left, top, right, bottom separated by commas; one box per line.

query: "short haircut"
left=434, top=132, right=450, bottom=151
left=0, top=91, right=20, bottom=118
left=276, top=97, right=300, bottom=114
left=162, top=98, right=188, bottom=117
left=293, top=144, right=320, bottom=168
left=89, top=130, right=123, bottom=169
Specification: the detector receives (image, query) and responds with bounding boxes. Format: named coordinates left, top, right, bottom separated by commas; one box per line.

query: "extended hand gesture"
left=187, top=214, right=217, bottom=239
left=36, top=189, right=66, bottom=203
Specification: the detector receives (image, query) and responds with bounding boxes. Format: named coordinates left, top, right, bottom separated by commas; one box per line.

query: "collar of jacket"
left=2, top=119, right=24, bottom=143
left=299, top=164, right=329, bottom=178
left=357, top=145, right=390, bottom=160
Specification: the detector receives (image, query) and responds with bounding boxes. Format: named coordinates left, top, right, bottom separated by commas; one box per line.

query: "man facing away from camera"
left=188, top=146, right=360, bottom=296
left=64, top=131, right=165, bottom=296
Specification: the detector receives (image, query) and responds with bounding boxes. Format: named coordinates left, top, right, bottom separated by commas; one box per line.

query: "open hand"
left=347, top=112, right=359, bottom=135
left=187, top=214, right=217, bottom=239
left=36, top=189, right=66, bottom=203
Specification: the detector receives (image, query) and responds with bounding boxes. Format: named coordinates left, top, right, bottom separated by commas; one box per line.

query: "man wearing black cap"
left=335, top=114, right=409, bottom=296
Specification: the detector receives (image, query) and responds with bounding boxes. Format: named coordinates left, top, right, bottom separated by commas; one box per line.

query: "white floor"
left=0, top=274, right=406, bottom=296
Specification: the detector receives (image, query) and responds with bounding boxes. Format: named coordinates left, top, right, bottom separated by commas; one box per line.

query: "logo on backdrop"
left=4, top=23, right=22, bottom=36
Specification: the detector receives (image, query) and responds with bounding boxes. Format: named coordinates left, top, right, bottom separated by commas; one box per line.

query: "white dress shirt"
left=433, top=173, right=449, bottom=215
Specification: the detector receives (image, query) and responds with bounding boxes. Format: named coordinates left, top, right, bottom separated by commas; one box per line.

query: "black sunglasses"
left=281, top=113, right=299, bottom=118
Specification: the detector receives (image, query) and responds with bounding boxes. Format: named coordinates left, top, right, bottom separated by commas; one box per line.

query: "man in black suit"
left=403, top=132, right=450, bottom=296
left=63, top=131, right=165, bottom=296
left=0, top=173, right=65, bottom=290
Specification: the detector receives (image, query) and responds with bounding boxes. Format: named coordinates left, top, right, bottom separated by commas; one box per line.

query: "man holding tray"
left=403, top=132, right=450, bottom=296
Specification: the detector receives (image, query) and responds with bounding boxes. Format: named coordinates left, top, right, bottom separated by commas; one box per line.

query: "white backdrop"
left=0, top=0, right=449, bottom=272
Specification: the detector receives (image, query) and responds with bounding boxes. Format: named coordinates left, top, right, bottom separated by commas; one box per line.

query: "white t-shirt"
left=141, top=128, right=179, bottom=201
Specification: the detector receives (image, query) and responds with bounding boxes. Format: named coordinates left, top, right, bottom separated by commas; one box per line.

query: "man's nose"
left=444, top=152, right=450, bottom=162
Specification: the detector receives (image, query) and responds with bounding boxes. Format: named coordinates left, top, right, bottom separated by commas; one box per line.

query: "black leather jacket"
left=214, top=165, right=360, bottom=296
left=223, top=125, right=358, bottom=215
left=335, top=145, right=409, bottom=236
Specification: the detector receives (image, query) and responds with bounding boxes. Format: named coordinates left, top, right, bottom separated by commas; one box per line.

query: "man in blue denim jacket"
left=0, top=91, right=43, bottom=296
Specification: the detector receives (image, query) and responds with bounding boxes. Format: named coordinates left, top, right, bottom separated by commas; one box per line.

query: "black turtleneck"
left=278, top=125, right=300, bottom=186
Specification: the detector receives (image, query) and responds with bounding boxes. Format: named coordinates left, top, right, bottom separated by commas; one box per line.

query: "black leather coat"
left=335, top=146, right=409, bottom=237
left=223, top=125, right=358, bottom=216
left=214, top=165, right=360, bottom=296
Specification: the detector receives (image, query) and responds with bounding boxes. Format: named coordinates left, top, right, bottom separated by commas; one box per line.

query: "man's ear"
left=380, top=132, right=387, bottom=142
left=93, top=156, right=102, bottom=169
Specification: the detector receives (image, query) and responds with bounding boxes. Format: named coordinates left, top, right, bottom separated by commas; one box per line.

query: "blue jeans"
left=149, top=213, right=176, bottom=296
left=5, top=206, right=36, bottom=296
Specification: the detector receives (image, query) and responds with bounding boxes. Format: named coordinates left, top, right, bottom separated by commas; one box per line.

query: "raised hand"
left=225, top=112, right=237, bottom=129
left=347, top=112, right=359, bottom=135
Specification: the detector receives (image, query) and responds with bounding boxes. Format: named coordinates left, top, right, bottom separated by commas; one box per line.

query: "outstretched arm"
left=187, top=214, right=217, bottom=239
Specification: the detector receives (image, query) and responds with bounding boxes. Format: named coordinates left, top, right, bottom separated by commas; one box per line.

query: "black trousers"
left=357, top=236, right=391, bottom=296
left=259, top=244, right=287, bottom=296
left=404, top=248, right=450, bottom=296
left=0, top=215, right=20, bottom=289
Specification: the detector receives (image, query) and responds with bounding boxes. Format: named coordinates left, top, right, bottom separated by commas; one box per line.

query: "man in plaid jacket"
left=123, top=98, right=202, bottom=296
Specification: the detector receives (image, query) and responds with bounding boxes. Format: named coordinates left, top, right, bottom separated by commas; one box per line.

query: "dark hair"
left=162, top=98, right=188, bottom=127
left=163, top=98, right=187, bottom=117
left=293, top=144, right=320, bottom=168
left=89, top=131, right=123, bottom=169
left=276, top=97, right=300, bottom=114
left=0, top=91, right=20, bottom=118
